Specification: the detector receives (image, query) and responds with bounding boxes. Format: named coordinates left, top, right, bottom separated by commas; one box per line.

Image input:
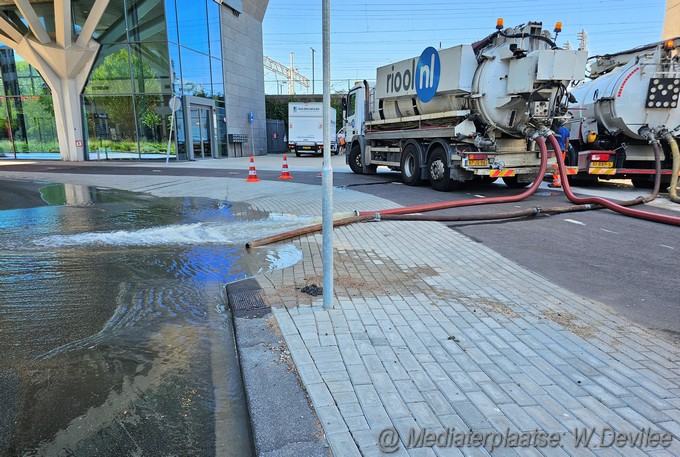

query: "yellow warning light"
left=554, top=22, right=562, bottom=33
left=586, top=131, right=598, bottom=143
left=663, top=39, right=675, bottom=51
left=496, top=18, right=504, bottom=30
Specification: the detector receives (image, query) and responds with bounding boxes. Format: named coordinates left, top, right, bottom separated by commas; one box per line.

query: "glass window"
left=84, top=94, right=138, bottom=157
left=348, top=92, right=356, bottom=117
left=78, top=0, right=129, bottom=44
left=85, top=46, right=134, bottom=95
left=168, top=43, right=182, bottom=95
left=180, top=48, right=210, bottom=97
left=22, top=95, right=57, bottom=153
left=129, top=42, right=171, bottom=95
left=127, top=0, right=167, bottom=43
left=210, top=58, right=223, bottom=101
left=136, top=94, right=173, bottom=158
left=165, top=0, right=179, bottom=43
left=175, top=0, right=209, bottom=54
left=207, top=1, right=222, bottom=59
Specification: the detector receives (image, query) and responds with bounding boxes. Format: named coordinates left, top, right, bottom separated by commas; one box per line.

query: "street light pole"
left=310, top=47, right=315, bottom=94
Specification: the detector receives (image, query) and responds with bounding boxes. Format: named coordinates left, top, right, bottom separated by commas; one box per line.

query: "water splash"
left=33, top=214, right=316, bottom=248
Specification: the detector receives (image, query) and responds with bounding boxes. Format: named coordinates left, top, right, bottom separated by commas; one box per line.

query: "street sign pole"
left=166, top=96, right=181, bottom=164
left=322, top=0, right=334, bottom=310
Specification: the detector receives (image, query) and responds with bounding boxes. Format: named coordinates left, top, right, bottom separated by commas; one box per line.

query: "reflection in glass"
left=207, top=1, right=222, bottom=59
left=0, top=0, right=225, bottom=159
left=211, top=57, right=224, bottom=102
left=165, top=0, right=179, bottom=43
left=176, top=0, right=209, bottom=53
left=168, top=43, right=183, bottom=95
left=129, top=42, right=171, bottom=95
left=85, top=47, right=134, bottom=95
left=127, top=0, right=167, bottom=43
left=181, top=49, right=211, bottom=97
left=84, top=95, right=138, bottom=157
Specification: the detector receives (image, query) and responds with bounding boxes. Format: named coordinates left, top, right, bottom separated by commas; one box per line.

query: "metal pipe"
left=547, top=134, right=680, bottom=226
left=246, top=215, right=371, bottom=249
left=321, top=0, right=333, bottom=309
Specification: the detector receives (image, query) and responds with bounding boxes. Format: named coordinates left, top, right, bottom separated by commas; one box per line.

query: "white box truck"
left=287, top=102, right=337, bottom=157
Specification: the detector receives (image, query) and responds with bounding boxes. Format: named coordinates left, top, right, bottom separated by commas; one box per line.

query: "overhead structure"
left=264, top=53, right=310, bottom=94
left=0, top=0, right=110, bottom=161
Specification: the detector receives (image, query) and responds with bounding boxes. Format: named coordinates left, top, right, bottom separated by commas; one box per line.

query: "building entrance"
left=190, top=106, right=212, bottom=158
left=182, top=96, right=216, bottom=160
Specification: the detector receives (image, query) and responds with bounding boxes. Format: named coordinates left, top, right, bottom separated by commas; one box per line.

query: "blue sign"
left=416, top=47, right=440, bottom=103
left=248, top=112, right=254, bottom=123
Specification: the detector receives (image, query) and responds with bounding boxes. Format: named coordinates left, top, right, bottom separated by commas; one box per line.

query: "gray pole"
left=310, top=47, right=315, bottom=94
left=322, top=0, right=333, bottom=310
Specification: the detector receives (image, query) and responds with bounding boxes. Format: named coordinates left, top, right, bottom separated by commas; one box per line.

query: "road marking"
left=660, top=244, right=675, bottom=250
left=600, top=228, right=619, bottom=234
left=474, top=194, right=486, bottom=198
left=564, top=219, right=585, bottom=225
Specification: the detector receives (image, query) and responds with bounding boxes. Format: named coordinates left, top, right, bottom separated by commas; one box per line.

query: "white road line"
left=564, top=219, right=586, bottom=225
left=600, top=228, right=620, bottom=234
left=660, top=245, right=675, bottom=250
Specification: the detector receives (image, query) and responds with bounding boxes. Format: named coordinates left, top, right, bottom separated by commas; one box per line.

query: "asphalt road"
left=1, top=160, right=678, bottom=342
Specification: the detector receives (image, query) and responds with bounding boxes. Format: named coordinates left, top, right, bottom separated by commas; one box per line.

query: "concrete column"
left=51, top=78, right=87, bottom=161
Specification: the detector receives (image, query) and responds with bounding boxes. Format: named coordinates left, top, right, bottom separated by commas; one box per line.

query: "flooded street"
left=0, top=181, right=305, bottom=456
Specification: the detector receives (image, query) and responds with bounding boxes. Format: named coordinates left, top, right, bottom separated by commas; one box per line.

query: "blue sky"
left=262, top=0, right=666, bottom=94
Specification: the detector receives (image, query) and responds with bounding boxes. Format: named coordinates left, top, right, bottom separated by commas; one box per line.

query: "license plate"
left=302, top=146, right=312, bottom=150
left=468, top=159, right=488, bottom=167
left=591, top=161, right=613, bottom=167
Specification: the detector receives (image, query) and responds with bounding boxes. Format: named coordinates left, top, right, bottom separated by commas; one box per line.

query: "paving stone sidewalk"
left=256, top=222, right=680, bottom=456
left=2, top=165, right=680, bottom=457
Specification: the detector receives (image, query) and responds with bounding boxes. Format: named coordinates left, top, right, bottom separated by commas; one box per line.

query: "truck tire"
left=428, top=147, right=457, bottom=191
left=502, top=176, right=531, bottom=188
left=400, top=144, right=423, bottom=186
left=348, top=145, right=364, bottom=174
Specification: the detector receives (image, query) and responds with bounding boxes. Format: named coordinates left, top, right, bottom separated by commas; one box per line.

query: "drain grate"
left=226, top=278, right=270, bottom=317
left=229, top=289, right=267, bottom=311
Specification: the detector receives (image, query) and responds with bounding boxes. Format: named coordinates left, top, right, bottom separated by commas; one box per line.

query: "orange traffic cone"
left=279, top=154, right=293, bottom=180
left=245, top=156, right=260, bottom=182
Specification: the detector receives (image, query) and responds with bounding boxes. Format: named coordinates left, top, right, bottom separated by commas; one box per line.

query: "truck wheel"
left=400, top=144, right=423, bottom=186
left=502, top=176, right=531, bottom=188
left=428, top=147, right=457, bottom=191
left=348, top=145, right=364, bottom=174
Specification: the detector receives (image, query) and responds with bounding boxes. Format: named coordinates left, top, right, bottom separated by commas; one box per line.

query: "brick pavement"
left=2, top=162, right=680, bottom=456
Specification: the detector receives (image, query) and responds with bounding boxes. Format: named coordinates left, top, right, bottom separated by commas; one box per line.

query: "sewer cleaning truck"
left=565, top=38, right=680, bottom=188
left=287, top=102, right=337, bottom=157
left=343, top=19, right=588, bottom=190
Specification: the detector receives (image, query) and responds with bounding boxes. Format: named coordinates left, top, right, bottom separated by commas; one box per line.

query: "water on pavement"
left=0, top=181, right=306, bottom=456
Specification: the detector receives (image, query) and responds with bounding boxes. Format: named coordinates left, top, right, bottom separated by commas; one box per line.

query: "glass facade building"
left=0, top=0, right=230, bottom=160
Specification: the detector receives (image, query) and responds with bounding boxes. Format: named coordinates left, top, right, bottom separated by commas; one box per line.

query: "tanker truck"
left=566, top=38, right=680, bottom=188
left=343, top=20, right=588, bottom=190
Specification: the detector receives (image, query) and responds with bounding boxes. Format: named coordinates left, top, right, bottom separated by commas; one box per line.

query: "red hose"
left=547, top=134, right=680, bottom=226
left=359, top=136, right=549, bottom=216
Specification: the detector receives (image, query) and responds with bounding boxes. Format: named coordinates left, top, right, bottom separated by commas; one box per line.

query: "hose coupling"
left=638, top=127, right=659, bottom=144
